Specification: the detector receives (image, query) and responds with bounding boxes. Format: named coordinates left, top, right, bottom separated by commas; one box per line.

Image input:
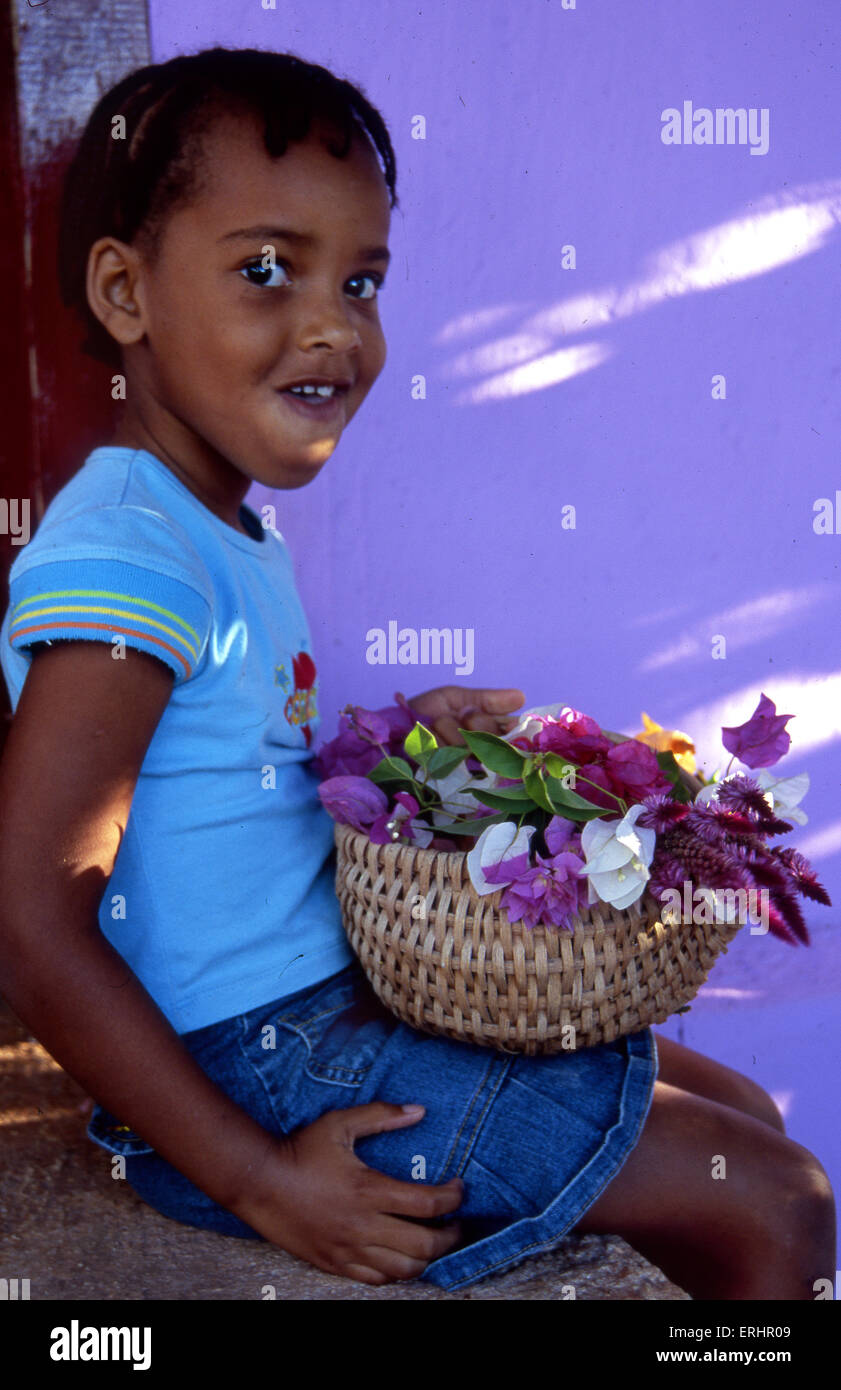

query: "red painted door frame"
left=0, top=0, right=150, bottom=754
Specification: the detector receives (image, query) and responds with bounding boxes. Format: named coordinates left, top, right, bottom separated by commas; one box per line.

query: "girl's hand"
left=400, top=685, right=525, bottom=748
left=231, top=1103, right=465, bottom=1285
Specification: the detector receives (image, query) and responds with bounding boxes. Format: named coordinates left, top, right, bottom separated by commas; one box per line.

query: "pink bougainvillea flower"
left=501, top=850, right=588, bottom=931
left=721, top=693, right=794, bottom=769
left=314, top=701, right=416, bottom=780
left=603, top=740, right=671, bottom=802
left=531, top=708, right=611, bottom=763
left=318, top=775, right=389, bottom=831
left=503, top=704, right=610, bottom=762
left=566, top=761, right=619, bottom=813
left=369, top=791, right=435, bottom=847
left=543, top=815, right=581, bottom=856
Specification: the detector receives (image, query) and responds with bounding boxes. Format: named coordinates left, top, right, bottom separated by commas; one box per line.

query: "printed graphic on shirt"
left=281, top=648, right=318, bottom=747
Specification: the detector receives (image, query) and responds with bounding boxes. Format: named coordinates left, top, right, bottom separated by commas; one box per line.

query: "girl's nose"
left=295, top=290, right=364, bottom=354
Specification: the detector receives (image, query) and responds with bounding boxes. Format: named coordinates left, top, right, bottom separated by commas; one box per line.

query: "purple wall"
left=150, top=0, right=841, bottom=1253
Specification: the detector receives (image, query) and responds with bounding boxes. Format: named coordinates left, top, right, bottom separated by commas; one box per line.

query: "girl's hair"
left=58, top=47, right=398, bottom=368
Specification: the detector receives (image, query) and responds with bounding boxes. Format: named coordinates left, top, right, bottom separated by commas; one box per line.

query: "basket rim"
left=332, top=818, right=680, bottom=934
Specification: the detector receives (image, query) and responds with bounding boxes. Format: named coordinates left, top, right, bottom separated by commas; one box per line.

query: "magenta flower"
left=604, top=740, right=671, bottom=801
left=543, top=815, right=581, bottom=856
left=318, top=775, right=389, bottom=831
left=501, top=850, right=588, bottom=931
left=313, top=701, right=417, bottom=780
left=569, top=762, right=620, bottom=812
left=368, top=791, right=435, bottom=847
left=721, top=693, right=794, bottom=769
left=532, top=709, right=612, bottom=763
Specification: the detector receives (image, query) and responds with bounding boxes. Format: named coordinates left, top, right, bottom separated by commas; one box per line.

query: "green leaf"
left=544, top=776, right=607, bottom=814
left=523, top=765, right=556, bottom=814
left=426, top=745, right=469, bottom=779
left=404, top=722, right=438, bottom=769
left=655, top=750, right=681, bottom=784
left=655, top=751, right=693, bottom=803
left=429, top=814, right=506, bottom=836
left=544, top=753, right=577, bottom=782
left=543, top=799, right=605, bottom=823
left=367, top=755, right=416, bottom=785
left=460, top=730, right=527, bottom=778
left=469, top=786, right=534, bottom=813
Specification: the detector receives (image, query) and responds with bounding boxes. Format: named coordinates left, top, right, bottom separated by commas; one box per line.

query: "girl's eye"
left=239, top=260, right=292, bottom=289
left=238, top=261, right=384, bottom=298
left=346, top=273, right=383, bottom=300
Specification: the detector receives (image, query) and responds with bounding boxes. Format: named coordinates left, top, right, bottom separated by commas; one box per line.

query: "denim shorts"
left=87, top=957, right=658, bottom=1291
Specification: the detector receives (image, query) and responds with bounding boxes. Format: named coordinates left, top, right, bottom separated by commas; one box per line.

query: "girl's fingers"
left=356, top=1167, right=465, bottom=1220
left=340, top=1262, right=392, bottom=1286
left=432, top=709, right=517, bottom=746
left=431, top=713, right=468, bottom=746
left=460, top=687, right=525, bottom=716
left=350, top=1244, right=440, bottom=1282
left=332, top=1101, right=429, bottom=1144
left=373, top=1214, right=463, bottom=1265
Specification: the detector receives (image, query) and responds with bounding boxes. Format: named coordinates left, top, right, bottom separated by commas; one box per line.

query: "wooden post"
left=0, top=0, right=150, bottom=752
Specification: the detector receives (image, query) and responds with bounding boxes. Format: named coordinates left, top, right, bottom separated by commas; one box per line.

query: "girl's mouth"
left=277, top=384, right=348, bottom=422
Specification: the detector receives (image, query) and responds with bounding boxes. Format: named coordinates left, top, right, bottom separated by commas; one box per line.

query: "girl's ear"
left=85, top=237, right=148, bottom=352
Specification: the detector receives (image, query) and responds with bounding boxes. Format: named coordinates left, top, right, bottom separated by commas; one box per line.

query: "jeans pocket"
left=86, top=1103, right=155, bottom=1157
left=274, top=964, right=399, bottom=1087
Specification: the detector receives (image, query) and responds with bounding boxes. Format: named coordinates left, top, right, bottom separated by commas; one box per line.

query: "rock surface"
left=0, top=1000, right=689, bottom=1301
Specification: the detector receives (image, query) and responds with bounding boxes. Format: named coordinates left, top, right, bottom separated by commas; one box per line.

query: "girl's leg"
left=572, top=1079, right=836, bottom=1299
left=653, top=1032, right=786, bottom=1132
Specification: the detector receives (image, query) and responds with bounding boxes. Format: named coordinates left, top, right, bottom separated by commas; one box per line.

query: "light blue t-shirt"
left=0, top=446, right=353, bottom=1032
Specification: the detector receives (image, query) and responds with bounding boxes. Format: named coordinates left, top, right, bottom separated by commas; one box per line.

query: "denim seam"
left=427, top=1032, right=657, bottom=1290
left=436, top=1053, right=515, bottom=1182
left=274, top=1018, right=370, bottom=1083
left=274, top=1003, right=347, bottom=1028
left=234, top=1011, right=290, bottom=1136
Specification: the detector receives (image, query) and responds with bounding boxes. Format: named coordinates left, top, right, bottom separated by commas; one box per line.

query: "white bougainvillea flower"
left=579, top=802, right=656, bottom=911
left=467, top=821, right=536, bottom=896
left=693, top=781, right=722, bottom=805
left=502, top=702, right=567, bottom=744
left=694, top=770, right=809, bottom=826
left=754, top=769, right=810, bottom=825
left=423, top=765, right=500, bottom=826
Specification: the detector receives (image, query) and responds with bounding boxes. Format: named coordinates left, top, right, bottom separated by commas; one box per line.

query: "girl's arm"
left=0, top=640, right=286, bottom=1210
left=0, top=641, right=462, bottom=1282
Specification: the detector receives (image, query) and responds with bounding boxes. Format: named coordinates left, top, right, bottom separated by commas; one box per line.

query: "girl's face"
left=114, top=108, right=391, bottom=506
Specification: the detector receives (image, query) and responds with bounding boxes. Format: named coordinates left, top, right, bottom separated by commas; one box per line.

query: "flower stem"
left=573, top=771, right=628, bottom=815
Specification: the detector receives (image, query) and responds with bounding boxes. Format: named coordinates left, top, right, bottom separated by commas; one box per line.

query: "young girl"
left=0, top=47, right=833, bottom=1299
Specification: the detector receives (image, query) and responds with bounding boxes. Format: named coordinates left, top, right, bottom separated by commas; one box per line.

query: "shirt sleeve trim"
left=8, top=586, right=205, bottom=680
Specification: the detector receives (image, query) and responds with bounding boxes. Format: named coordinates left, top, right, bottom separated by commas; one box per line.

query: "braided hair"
left=58, top=47, right=398, bottom=367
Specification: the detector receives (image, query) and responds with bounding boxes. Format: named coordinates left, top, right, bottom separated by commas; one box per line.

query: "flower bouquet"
left=315, top=692, right=830, bottom=1054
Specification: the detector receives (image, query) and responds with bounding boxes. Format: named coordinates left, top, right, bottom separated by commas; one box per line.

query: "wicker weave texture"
left=334, top=822, right=742, bottom=1054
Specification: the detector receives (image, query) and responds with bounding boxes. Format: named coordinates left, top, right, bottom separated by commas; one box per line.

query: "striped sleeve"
left=7, top=556, right=212, bottom=685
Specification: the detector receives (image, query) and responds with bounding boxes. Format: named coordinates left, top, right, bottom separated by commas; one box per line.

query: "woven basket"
left=333, top=755, right=742, bottom=1053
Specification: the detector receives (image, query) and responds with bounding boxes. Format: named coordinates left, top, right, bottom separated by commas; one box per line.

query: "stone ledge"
left=0, top=1002, right=689, bottom=1300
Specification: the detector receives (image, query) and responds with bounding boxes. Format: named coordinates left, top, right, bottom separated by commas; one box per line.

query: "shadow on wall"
left=436, top=180, right=841, bottom=403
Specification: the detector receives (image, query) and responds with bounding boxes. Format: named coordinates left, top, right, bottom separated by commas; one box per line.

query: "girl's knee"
left=747, top=1141, right=835, bottom=1261
left=785, top=1147, right=836, bottom=1234
left=729, top=1075, right=786, bottom=1132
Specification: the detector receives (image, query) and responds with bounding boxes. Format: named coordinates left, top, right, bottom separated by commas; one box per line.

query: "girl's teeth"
left=289, top=384, right=335, bottom=397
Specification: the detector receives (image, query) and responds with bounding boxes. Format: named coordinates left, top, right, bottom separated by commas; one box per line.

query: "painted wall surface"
left=149, top=1, right=841, bottom=1249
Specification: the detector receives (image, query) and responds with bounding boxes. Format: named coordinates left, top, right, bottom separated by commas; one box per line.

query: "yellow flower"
left=633, top=711, right=696, bottom=774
